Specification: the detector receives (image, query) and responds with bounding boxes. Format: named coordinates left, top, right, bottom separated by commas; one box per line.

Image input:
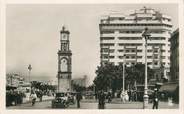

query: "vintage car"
left=51, top=92, right=69, bottom=108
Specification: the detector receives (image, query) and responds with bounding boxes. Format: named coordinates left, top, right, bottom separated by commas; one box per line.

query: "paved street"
left=7, top=98, right=179, bottom=109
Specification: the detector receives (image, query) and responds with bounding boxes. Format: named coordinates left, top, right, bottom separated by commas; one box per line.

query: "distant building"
left=6, top=73, right=25, bottom=87
left=72, top=75, right=87, bottom=87
left=99, top=6, right=172, bottom=79
left=6, top=73, right=31, bottom=92
left=170, top=28, right=179, bottom=82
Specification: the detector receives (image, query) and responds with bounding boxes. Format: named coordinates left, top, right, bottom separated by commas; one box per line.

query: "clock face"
left=62, top=34, right=67, bottom=40
left=60, top=58, right=68, bottom=72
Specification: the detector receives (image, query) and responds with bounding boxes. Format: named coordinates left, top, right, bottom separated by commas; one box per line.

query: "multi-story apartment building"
left=6, top=73, right=25, bottom=87
left=170, top=28, right=179, bottom=82
left=99, top=7, right=172, bottom=79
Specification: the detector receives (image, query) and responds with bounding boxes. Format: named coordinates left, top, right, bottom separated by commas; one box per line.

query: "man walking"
left=152, top=88, right=159, bottom=109
left=76, top=92, right=82, bottom=108
left=30, top=90, right=37, bottom=106
left=98, top=90, right=106, bottom=109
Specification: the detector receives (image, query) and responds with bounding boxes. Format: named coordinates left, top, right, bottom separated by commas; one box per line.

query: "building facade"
left=57, top=26, right=72, bottom=92
left=170, top=28, right=179, bottom=82
left=6, top=73, right=25, bottom=87
left=72, top=75, right=87, bottom=87
left=99, top=7, right=172, bottom=79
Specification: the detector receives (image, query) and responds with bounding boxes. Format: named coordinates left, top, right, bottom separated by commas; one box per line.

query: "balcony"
left=100, top=25, right=172, bottom=31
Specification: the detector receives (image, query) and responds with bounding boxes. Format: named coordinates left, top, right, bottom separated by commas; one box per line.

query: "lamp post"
left=142, top=27, right=151, bottom=109
left=28, top=64, right=32, bottom=84
left=122, top=54, right=126, bottom=92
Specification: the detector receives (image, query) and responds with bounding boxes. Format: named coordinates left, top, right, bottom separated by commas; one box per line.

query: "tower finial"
left=62, top=26, right=65, bottom=31
left=143, top=6, right=147, bottom=13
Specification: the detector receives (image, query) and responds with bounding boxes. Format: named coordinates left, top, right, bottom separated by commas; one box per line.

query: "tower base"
left=58, top=78, right=71, bottom=92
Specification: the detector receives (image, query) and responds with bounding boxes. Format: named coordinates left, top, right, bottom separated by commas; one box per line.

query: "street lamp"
left=122, top=54, right=126, bottom=92
left=28, top=64, right=32, bottom=83
left=142, top=27, right=151, bottom=109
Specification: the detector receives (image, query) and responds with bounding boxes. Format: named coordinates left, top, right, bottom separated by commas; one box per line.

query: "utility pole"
left=28, top=64, right=32, bottom=84
left=123, top=54, right=126, bottom=92
left=142, top=27, right=151, bottom=109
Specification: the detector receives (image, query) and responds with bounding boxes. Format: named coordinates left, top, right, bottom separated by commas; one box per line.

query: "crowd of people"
left=95, top=88, right=160, bottom=109
left=7, top=87, right=173, bottom=109
left=6, top=88, right=55, bottom=107
left=6, top=89, right=25, bottom=106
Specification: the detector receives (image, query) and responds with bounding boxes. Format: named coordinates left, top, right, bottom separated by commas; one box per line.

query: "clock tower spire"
left=57, top=26, right=72, bottom=92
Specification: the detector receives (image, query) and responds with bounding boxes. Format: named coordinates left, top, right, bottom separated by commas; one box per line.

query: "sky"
left=6, top=4, right=178, bottom=85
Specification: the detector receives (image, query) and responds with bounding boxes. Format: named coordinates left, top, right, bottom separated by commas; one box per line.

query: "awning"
left=159, top=83, right=178, bottom=93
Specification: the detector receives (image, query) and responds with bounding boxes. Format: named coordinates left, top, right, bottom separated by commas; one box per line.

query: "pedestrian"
left=125, top=90, right=129, bottom=102
left=98, top=90, right=106, bottom=109
left=95, top=92, right=98, bottom=100
left=37, top=90, right=43, bottom=102
left=133, top=89, right=137, bottom=101
left=30, top=91, right=37, bottom=106
left=152, top=88, right=159, bottom=109
left=76, top=92, right=82, bottom=108
left=107, top=91, right=112, bottom=103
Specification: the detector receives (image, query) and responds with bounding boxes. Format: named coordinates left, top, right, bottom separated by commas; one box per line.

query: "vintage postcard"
left=0, top=0, right=183, bottom=114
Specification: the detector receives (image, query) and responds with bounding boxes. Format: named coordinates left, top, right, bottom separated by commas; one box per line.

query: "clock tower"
left=57, top=26, right=72, bottom=92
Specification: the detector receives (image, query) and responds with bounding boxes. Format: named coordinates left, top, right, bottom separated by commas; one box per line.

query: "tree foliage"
left=72, top=84, right=86, bottom=92
left=93, top=63, right=155, bottom=92
left=31, top=81, right=56, bottom=92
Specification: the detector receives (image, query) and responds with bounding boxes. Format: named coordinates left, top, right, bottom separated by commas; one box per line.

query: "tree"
left=73, top=84, right=86, bottom=92
left=125, top=63, right=155, bottom=88
left=93, top=63, right=155, bottom=92
left=94, top=63, right=123, bottom=93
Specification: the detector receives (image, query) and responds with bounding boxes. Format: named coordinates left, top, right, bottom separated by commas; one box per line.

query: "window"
left=119, top=43, right=142, bottom=46
left=118, top=50, right=124, bottom=52
left=154, top=62, right=158, bottom=65
left=150, top=37, right=166, bottom=40
left=147, top=50, right=152, bottom=52
left=101, top=30, right=114, bottom=34
left=161, top=56, right=165, bottom=59
left=126, top=50, right=130, bottom=52
left=100, top=37, right=115, bottom=40
left=102, top=55, right=109, bottom=59
left=148, top=56, right=152, bottom=59
left=137, top=50, right=142, bottom=52
left=109, top=56, right=115, bottom=59
left=137, top=56, right=142, bottom=58
left=154, top=50, right=158, bottom=53
left=109, top=49, right=115, bottom=53
left=118, top=37, right=142, bottom=40
left=132, top=56, right=136, bottom=59
left=101, top=43, right=114, bottom=46
left=126, top=56, right=130, bottom=59
left=148, top=62, right=152, bottom=65
left=154, top=56, right=158, bottom=59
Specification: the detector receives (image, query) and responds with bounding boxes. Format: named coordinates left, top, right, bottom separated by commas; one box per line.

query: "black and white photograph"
left=1, top=1, right=182, bottom=111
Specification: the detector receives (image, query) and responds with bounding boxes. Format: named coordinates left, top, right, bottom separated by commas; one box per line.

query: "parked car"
left=51, top=92, right=69, bottom=108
